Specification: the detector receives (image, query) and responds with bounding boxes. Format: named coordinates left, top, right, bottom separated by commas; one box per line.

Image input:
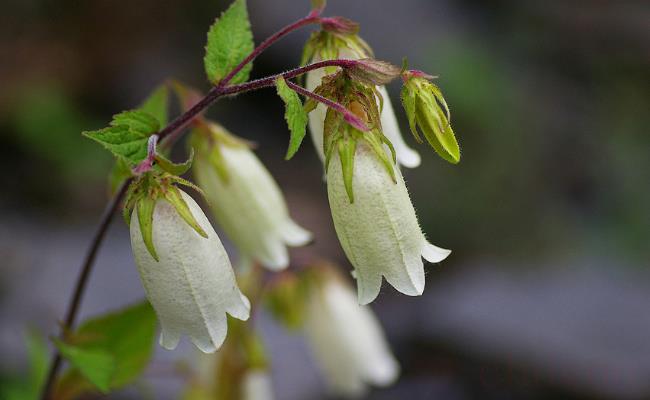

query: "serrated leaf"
left=55, top=301, right=157, bottom=395
left=83, top=110, right=159, bottom=166
left=140, top=85, right=169, bottom=126
left=54, top=339, right=114, bottom=393
left=111, top=110, right=159, bottom=135
left=276, top=77, right=308, bottom=160
left=204, top=0, right=254, bottom=85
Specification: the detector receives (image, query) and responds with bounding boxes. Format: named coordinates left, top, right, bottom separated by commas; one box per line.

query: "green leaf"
left=56, top=301, right=157, bottom=394
left=112, top=110, right=159, bottom=135
left=106, top=86, right=169, bottom=191
left=108, top=157, right=133, bottom=195
left=204, top=0, right=254, bottom=85
left=54, top=339, right=115, bottom=393
left=276, top=77, right=308, bottom=160
left=83, top=110, right=159, bottom=166
left=25, top=331, right=48, bottom=396
left=140, top=85, right=169, bottom=126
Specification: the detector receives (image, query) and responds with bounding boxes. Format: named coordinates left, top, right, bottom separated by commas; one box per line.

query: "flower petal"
left=377, top=86, right=421, bottom=168
left=421, top=242, right=451, bottom=263
left=279, top=219, right=313, bottom=247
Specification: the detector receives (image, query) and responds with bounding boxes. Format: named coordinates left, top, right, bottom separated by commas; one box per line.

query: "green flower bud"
left=401, top=71, right=461, bottom=164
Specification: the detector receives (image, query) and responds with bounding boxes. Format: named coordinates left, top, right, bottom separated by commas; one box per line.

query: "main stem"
left=39, top=11, right=326, bottom=399
left=40, top=180, right=131, bottom=398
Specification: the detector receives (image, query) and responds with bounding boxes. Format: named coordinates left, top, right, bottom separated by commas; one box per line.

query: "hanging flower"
left=401, top=70, right=460, bottom=164
left=303, top=273, right=399, bottom=397
left=128, top=174, right=250, bottom=353
left=304, top=28, right=421, bottom=168
left=327, top=141, right=451, bottom=304
left=192, top=122, right=312, bottom=270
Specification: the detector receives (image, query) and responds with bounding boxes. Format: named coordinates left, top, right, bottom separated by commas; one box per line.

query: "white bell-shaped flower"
left=307, top=50, right=421, bottom=168
left=193, top=130, right=312, bottom=270
left=304, top=277, right=399, bottom=397
left=327, top=143, right=451, bottom=304
left=130, top=189, right=250, bottom=353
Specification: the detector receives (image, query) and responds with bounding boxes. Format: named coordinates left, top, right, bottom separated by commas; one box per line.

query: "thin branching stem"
left=40, top=12, right=360, bottom=400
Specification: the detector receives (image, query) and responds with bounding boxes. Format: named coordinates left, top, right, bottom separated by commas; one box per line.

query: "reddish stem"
left=285, top=80, right=369, bottom=132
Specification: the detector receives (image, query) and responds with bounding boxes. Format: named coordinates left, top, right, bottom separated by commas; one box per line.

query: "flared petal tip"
left=356, top=274, right=382, bottom=306
left=367, top=357, right=400, bottom=387
left=280, top=220, right=313, bottom=247
left=421, top=242, right=451, bottom=264
left=396, top=147, right=421, bottom=169
left=159, top=329, right=180, bottom=351
left=228, top=292, right=252, bottom=321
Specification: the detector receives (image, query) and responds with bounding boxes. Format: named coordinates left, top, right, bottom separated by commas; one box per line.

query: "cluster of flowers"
left=126, top=20, right=458, bottom=399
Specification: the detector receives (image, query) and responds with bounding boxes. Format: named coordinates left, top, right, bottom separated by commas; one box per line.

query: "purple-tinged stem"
left=133, top=135, right=158, bottom=175
left=40, top=12, right=326, bottom=398
left=285, top=81, right=369, bottom=132
left=40, top=181, right=131, bottom=400
left=219, top=11, right=322, bottom=86
left=160, top=59, right=361, bottom=148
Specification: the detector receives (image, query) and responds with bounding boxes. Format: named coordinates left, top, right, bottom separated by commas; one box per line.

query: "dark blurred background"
left=1, top=0, right=649, bottom=399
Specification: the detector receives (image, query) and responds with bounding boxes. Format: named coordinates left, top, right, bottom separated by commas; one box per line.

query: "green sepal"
left=204, top=0, right=254, bottom=85
left=164, top=186, right=208, bottom=238
left=362, top=131, right=397, bottom=183
left=323, top=108, right=344, bottom=172
left=137, top=197, right=158, bottom=262
left=416, top=89, right=460, bottom=163
left=338, top=137, right=357, bottom=204
left=53, top=339, right=114, bottom=393
left=400, top=84, right=420, bottom=142
left=275, top=77, right=308, bottom=160
left=154, top=148, right=194, bottom=176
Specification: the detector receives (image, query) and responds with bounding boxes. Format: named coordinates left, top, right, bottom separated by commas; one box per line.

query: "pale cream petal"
left=421, top=242, right=451, bottom=263
left=279, top=219, right=313, bottom=247
left=377, top=86, right=421, bottom=168
left=130, top=190, right=250, bottom=354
